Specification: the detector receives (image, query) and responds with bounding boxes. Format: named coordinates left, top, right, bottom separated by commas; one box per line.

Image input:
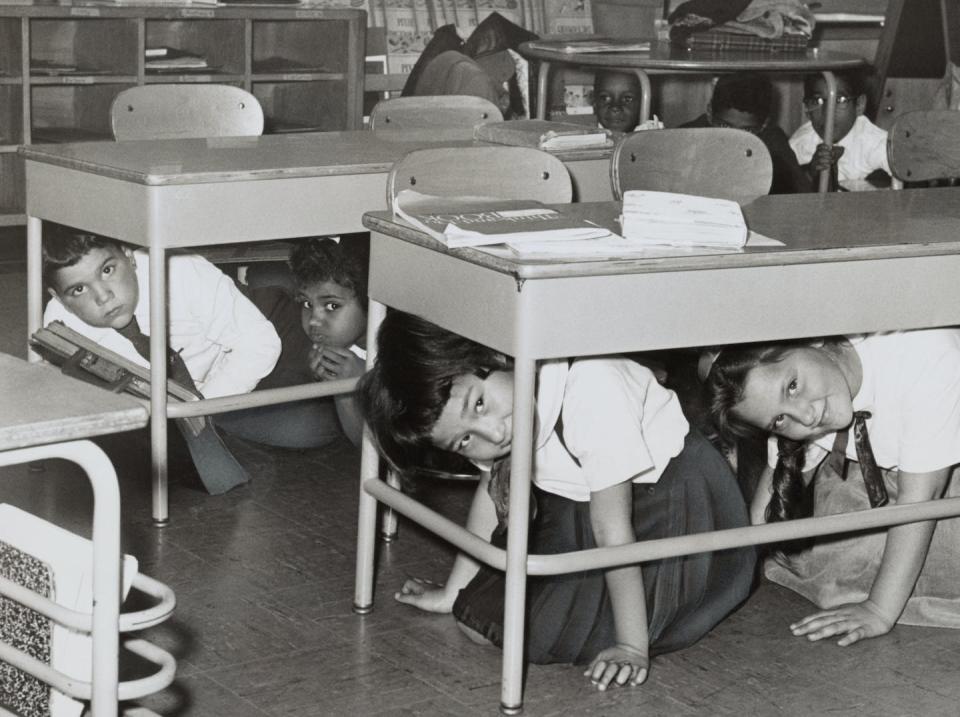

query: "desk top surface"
left=363, top=187, right=960, bottom=280
left=519, top=41, right=868, bottom=73
left=0, top=354, right=148, bottom=452
left=19, top=129, right=612, bottom=186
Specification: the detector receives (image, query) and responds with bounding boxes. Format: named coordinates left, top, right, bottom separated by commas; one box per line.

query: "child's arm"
left=586, top=480, right=649, bottom=691
left=395, top=473, right=497, bottom=613
left=790, top=467, right=950, bottom=646
left=308, top=345, right=366, bottom=444
left=803, top=143, right=844, bottom=189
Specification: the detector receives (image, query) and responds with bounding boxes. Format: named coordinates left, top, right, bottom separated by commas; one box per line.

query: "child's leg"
left=451, top=429, right=756, bottom=665
left=215, top=399, right=344, bottom=449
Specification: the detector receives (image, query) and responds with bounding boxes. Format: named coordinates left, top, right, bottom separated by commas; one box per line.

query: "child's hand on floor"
left=584, top=643, right=649, bottom=691
left=394, top=576, right=457, bottom=613
left=789, top=599, right=894, bottom=646
left=309, top=345, right=364, bottom=381
left=810, top=142, right=844, bottom=173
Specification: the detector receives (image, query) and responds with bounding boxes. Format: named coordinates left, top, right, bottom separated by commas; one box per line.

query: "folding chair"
left=887, top=109, right=960, bottom=188
left=369, top=95, right=503, bottom=131
left=610, top=127, right=773, bottom=204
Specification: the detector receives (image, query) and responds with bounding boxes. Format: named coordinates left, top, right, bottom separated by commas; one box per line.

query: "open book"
left=31, top=321, right=205, bottom=434
left=620, top=190, right=749, bottom=249
left=392, top=189, right=616, bottom=249
left=474, top=120, right=613, bottom=151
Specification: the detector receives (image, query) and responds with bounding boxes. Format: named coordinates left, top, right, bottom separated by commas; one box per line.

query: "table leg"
left=632, top=69, right=652, bottom=123
left=500, top=356, right=536, bottom=714
left=354, top=297, right=387, bottom=613
left=26, top=216, right=43, bottom=362
left=149, top=244, right=169, bottom=526
left=380, top=470, right=400, bottom=541
left=818, top=70, right=838, bottom=193
left=536, top=60, right=552, bottom=120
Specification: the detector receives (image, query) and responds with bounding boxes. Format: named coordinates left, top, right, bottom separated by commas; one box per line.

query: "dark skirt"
left=452, top=429, right=756, bottom=665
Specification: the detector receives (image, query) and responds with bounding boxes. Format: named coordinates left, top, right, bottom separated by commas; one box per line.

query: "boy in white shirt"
left=43, top=226, right=281, bottom=493
left=789, top=70, right=890, bottom=189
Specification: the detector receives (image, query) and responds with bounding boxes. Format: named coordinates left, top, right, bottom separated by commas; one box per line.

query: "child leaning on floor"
left=42, top=225, right=281, bottom=493
left=789, top=69, right=890, bottom=190
left=234, top=236, right=369, bottom=447
left=357, top=311, right=755, bottom=691
left=702, top=329, right=960, bottom=644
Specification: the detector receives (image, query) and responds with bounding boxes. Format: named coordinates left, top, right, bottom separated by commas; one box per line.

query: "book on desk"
left=474, top=119, right=613, bottom=151
left=392, top=189, right=617, bottom=249
left=31, top=321, right=205, bottom=435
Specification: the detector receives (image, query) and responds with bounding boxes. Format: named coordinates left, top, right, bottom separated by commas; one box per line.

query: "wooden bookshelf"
left=0, top=1, right=366, bottom=224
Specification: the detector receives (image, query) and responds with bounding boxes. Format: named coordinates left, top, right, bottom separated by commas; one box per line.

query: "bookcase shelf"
left=0, top=1, right=366, bottom=224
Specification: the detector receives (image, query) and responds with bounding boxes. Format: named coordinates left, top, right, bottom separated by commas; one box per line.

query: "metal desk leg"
left=818, top=70, right=838, bottom=193
left=500, top=356, right=536, bottom=715
left=632, top=69, right=652, bottom=123
left=0, top=440, right=122, bottom=717
left=354, top=297, right=387, bottom=613
left=26, top=216, right=43, bottom=363
left=149, top=243, right=169, bottom=526
left=380, top=470, right=401, bottom=542
left=536, top=60, right=552, bottom=120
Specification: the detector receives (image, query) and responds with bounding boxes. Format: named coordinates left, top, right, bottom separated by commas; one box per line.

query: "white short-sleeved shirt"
left=767, top=329, right=960, bottom=474
left=532, top=357, right=688, bottom=502
left=44, top=250, right=281, bottom=399
left=789, top=115, right=890, bottom=182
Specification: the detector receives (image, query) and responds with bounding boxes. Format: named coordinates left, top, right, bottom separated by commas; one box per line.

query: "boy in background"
left=593, top=69, right=643, bottom=134
left=240, top=236, right=368, bottom=447
left=680, top=72, right=812, bottom=194
left=789, top=70, right=890, bottom=190
left=42, top=226, right=281, bottom=494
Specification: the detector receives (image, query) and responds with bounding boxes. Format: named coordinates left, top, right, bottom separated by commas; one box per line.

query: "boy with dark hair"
left=593, top=70, right=642, bottom=134
left=42, top=226, right=282, bottom=493
left=680, top=72, right=812, bottom=194
left=789, top=69, right=890, bottom=189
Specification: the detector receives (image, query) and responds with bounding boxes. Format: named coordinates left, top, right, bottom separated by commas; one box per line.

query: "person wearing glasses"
left=789, top=70, right=891, bottom=191
left=680, top=72, right=812, bottom=194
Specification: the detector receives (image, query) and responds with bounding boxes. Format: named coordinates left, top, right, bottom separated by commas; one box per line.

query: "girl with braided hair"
left=703, top=330, right=960, bottom=646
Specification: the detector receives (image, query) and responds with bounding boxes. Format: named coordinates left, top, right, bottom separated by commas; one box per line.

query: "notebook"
left=474, top=119, right=613, bottom=151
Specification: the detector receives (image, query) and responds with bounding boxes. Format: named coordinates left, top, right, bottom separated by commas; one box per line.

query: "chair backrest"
left=110, top=84, right=264, bottom=141
left=369, top=95, right=503, bottom=131
left=887, top=109, right=960, bottom=183
left=386, top=146, right=573, bottom=205
left=610, top=128, right=773, bottom=205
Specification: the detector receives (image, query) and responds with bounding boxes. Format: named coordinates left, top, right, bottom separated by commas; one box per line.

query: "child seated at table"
left=593, top=69, right=643, bottom=134
left=789, top=69, right=890, bottom=190
left=234, top=236, right=368, bottom=447
left=702, top=329, right=960, bottom=644
left=358, top=310, right=755, bottom=692
left=42, top=225, right=281, bottom=494
left=679, top=72, right=812, bottom=194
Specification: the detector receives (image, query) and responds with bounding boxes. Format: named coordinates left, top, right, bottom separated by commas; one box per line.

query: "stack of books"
left=620, top=190, right=749, bottom=249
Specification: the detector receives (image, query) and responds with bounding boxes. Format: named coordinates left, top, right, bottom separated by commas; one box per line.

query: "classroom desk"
left=519, top=41, right=868, bottom=192
left=19, top=129, right=613, bottom=524
left=0, top=354, right=175, bottom=716
left=356, top=187, right=960, bottom=713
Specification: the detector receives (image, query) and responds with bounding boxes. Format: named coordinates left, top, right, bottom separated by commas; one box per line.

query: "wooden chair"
left=386, top=145, right=573, bottom=205
left=110, top=84, right=286, bottom=269
left=610, top=127, right=773, bottom=205
left=110, top=84, right=264, bottom=140
left=369, top=95, right=503, bottom=131
left=887, top=109, right=960, bottom=187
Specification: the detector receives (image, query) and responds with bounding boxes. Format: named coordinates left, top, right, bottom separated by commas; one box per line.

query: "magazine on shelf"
left=474, top=119, right=613, bottom=151
left=392, top=189, right=616, bottom=249
left=620, top=190, right=749, bottom=249
left=525, top=38, right=652, bottom=54
left=31, top=321, right=206, bottom=434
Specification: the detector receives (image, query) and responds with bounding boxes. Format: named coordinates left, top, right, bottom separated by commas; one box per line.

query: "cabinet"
left=0, top=2, right=366, bottom=225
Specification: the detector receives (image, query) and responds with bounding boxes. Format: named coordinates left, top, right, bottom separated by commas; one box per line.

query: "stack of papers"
left=620, top=190, right=749, bottom=249
left=525, top=39, right=652, bottom=54
left=392, top=190, right=616, bottom=249
left=475, top=119, right=613, bottom=151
